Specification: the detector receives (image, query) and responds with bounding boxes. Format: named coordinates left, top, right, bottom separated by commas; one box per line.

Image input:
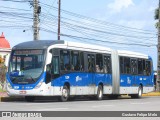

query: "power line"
left=0, top=5, right=31, bottom=11
left=40, top=2, right=156, bottom=34
left=61, top=34, right=157, bottom=47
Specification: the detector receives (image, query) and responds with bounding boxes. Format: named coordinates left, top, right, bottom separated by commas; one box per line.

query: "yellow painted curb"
left=142, top=92, right=160, bottom=96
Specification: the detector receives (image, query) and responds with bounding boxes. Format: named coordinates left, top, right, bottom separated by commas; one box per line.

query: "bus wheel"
left=137, top=86, right=143, bottom=98
left=25, top=96, right=35, bottom=102
left=60, top=85, right=69, bottom=102
left=96, top=85, right=103, bottom=100
left=131, top=86, right=143, bottom=99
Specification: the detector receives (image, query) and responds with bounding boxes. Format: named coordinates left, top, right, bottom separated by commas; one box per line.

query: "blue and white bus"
left=6, top=40, right=154, bottom=102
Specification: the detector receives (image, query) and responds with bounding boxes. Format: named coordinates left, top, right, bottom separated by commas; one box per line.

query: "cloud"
left=108, top=0, right=134, bottom=13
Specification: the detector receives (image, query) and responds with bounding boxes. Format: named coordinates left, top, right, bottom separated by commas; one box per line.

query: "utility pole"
left=157, top=0, right=160, bottom=91
left=33, top=0, right=39, bottom=40
left=58, top=0, right=61, bottom=40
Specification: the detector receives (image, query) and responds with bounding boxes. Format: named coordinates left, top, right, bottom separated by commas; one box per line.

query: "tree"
left=0, top=56, right=6, bottom=91
left=155, top=8, right=159, bottom=28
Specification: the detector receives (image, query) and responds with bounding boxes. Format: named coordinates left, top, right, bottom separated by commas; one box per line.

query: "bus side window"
left=96, top=54, right=103, bottom=73
left=88, top=55, right=92, bottom=72
left=60, top=50, right=70, bottom=71
left=52, top=56, right=60, bottom=74
left=103, top=56, right=107, bottom=73
left=120, top=57, right=124, bottom=74
left=104, top=55, right=111, bottom=74
left=107, top=56, right=112, bottom=73
left=71, top=51, right=80, bottom=71
left=124, top=57, right=131, bottom=74
left=80, top=52, right=84, bottom=71
left=145, top=60, right=151, bottom=76
left=131, top=59, right=137, bottom=75
left=87, top=54, right=95, bottom=72
left=143, top=59, right=146, bottom=75
left=138, top=59, right=143, bottom=75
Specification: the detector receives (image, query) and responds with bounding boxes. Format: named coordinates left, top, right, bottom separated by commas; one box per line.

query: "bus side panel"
left=51, top=72, right=112, bottom=96
left=51, top=72, right=95, bottom=95
left=119, top=74, right=138, bottom=94
left=135, top=75, right=154, bottom=93
left=103, top=73, right=112, bottom=94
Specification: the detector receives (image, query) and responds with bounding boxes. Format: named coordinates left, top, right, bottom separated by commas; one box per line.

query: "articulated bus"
left=6, top=40, right=154, bottom=102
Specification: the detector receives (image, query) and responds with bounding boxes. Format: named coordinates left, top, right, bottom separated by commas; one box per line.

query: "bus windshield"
left=8, top=49, right=45, bottom=84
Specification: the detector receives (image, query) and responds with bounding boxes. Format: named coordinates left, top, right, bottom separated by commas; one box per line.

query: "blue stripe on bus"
left=51, top=72, right=112, bottom=87
left=120, top=74, right=154, bottom=87
left=6, top=71, right=153, bottom=90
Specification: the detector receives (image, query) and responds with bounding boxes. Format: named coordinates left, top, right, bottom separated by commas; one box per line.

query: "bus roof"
left=12, top=40, right=64, bottom=50
left=12, top=40, right=149, bottom=59
left=118, top=50, right=148, bottom=59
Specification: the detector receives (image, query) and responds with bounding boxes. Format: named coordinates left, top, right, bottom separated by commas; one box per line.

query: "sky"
left=0, top=0, right=158, bottom=70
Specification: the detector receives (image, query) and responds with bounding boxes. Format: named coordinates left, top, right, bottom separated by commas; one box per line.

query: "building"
left=0, top=32, right=11, bottom=66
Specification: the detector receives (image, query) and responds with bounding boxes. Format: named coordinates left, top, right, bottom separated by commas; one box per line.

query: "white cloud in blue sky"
left=108, top=0, right=134, bottom=13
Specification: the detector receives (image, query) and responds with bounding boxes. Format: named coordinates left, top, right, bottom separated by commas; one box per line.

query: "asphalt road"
left=0, top=96, right=160, bottom=111
left=0, top=96, right=160, bottom=120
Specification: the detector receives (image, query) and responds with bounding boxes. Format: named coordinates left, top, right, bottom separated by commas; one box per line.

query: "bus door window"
left=51, top=56, right=60, bottom=79
left=71, top=51, right=80, bottom=71
left=131, top=59, right=137, bottom=75
left=60, top=50, right=70, bottom=71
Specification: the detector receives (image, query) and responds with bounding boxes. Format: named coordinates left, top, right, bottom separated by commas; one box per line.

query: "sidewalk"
left=0, top=92, right=8, bottom=97
left=142, top=92, right=160, bottom=96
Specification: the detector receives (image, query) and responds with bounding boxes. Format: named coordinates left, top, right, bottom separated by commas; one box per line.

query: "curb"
left=142, top=92, right=160, bottom=96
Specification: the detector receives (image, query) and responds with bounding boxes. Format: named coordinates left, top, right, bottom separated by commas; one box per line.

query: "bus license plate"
left=19, top=91, right=27, bottom=94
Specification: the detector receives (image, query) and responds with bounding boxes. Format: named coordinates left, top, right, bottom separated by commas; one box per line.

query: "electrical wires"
left=0, top=0, right=157, bottom=49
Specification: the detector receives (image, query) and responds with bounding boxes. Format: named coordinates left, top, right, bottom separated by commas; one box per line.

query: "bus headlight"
left=35, top=79, right=44, bottom=89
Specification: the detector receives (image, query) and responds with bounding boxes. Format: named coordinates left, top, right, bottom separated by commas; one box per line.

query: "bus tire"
left=59, top=85, right=69, bottom=102
left=137, top=86, right=143, bottom=98
left=25, top=96, right=35, bottom=102
left=131, top=86, right=143, bottom=99
left=96, top=85, right=103, bottom=100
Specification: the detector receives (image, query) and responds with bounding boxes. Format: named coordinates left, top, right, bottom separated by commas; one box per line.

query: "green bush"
left=0, top=63, right=7, bottom=91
